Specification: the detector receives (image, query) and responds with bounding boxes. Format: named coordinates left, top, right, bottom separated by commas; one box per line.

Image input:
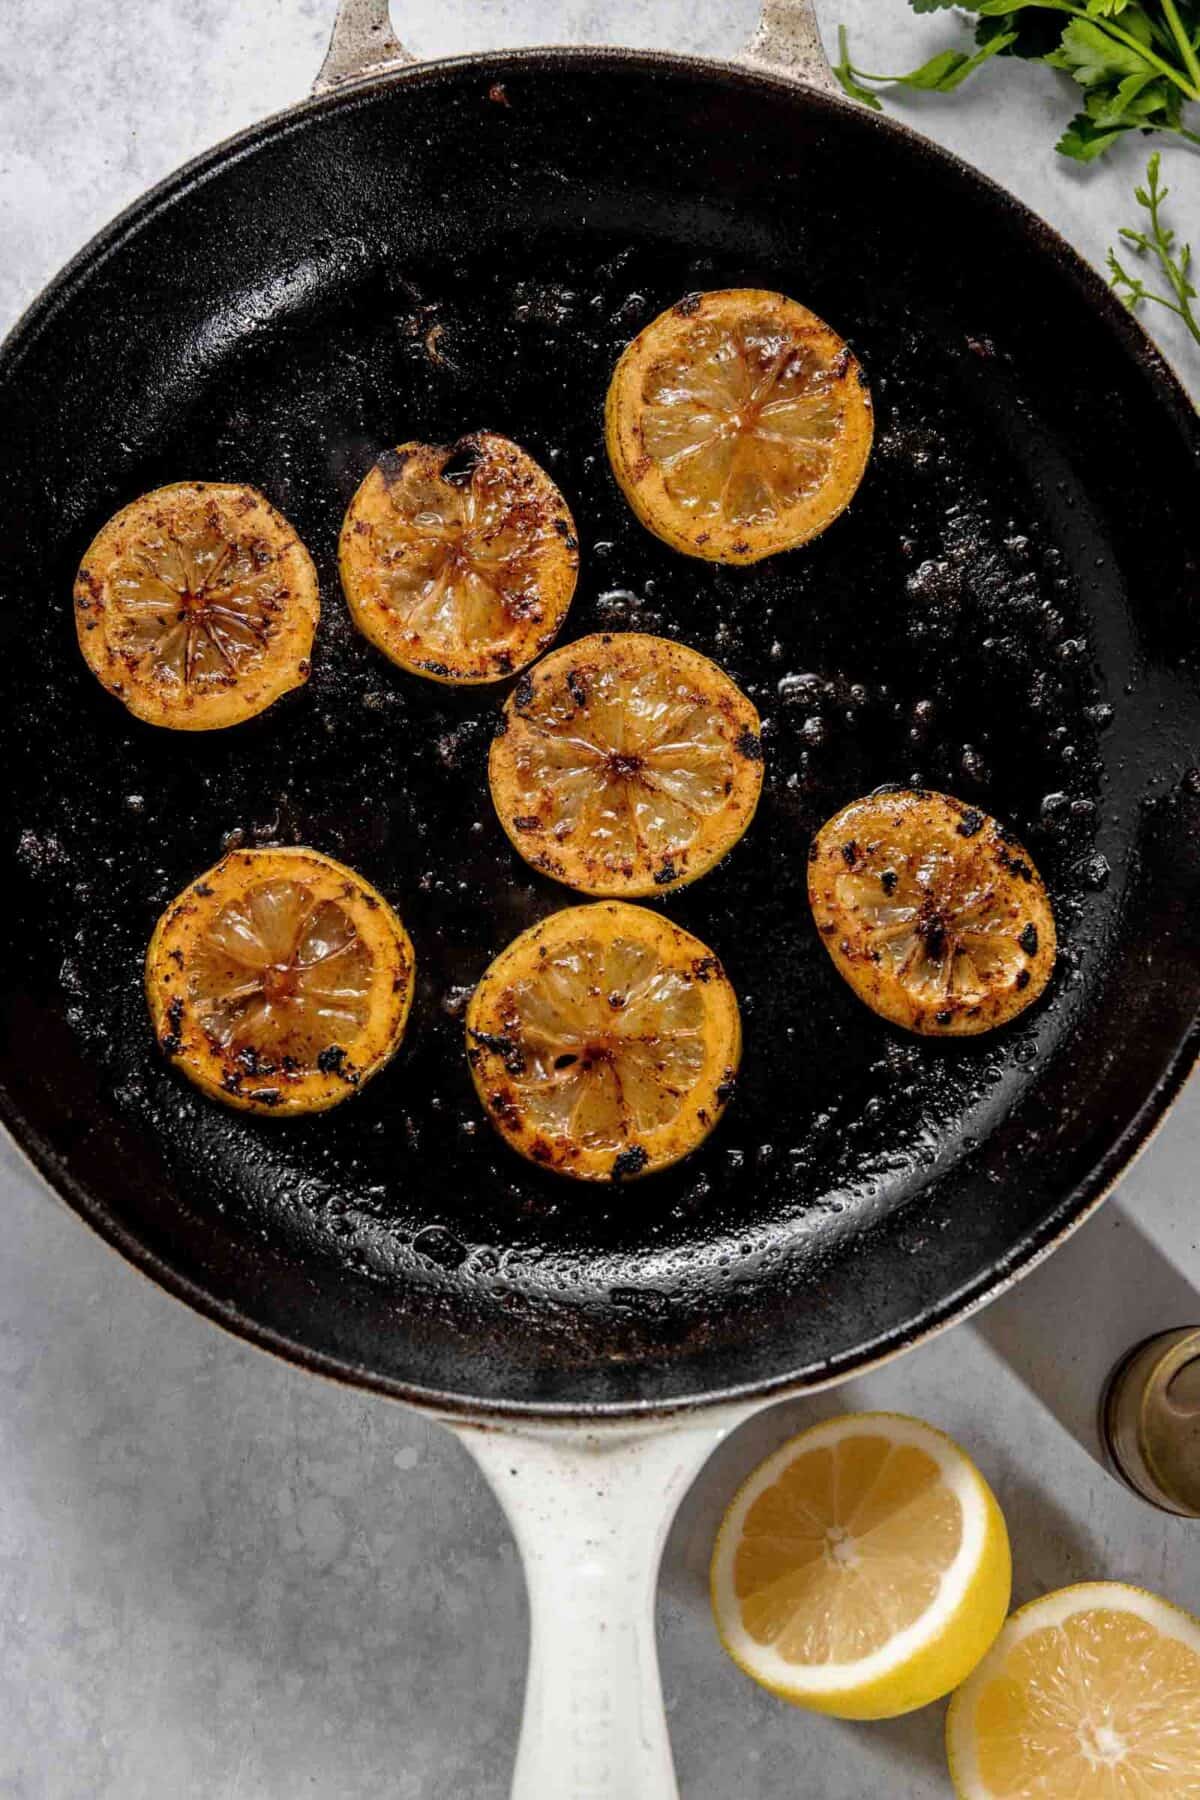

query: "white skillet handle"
left=449, top=1416, right=738, bottom=1800
left=312, top=0, right=838, bottom=94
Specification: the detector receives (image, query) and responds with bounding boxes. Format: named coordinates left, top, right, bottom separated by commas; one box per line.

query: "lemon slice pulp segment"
left=466, top=901, right=741, bottom=1181
left=339, top=432, right=578, bottom=684
left=605, top=288, right=873, bottom=563
left=947, top=1582, right=1200, bottom=1798
left=75, top=481, right=318, bottom=729
left=808, top=789, right=1056, bottom=1036
left=489, top=632, right=763, bottom=896
left=146, top=847, right=414, bottom=1115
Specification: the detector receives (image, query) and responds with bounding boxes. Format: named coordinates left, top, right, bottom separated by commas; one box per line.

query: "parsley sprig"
left=1108, top=151, right=1200, bottom=342
left=835, top=1, right=1200, bottom=162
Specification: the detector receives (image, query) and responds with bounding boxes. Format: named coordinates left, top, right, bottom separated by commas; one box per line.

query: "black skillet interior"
left=1, top=53, right=1198, bottom=1415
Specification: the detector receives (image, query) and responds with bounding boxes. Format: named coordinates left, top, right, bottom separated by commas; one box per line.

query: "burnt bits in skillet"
left=0, top=58, right=1197, bottom=1411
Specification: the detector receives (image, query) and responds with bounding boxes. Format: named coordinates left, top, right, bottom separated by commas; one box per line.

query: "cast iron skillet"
left=1, top=1, right=1198, bottom=1424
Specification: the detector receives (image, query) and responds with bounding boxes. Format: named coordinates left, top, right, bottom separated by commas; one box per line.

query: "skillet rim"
left=1, top=44, right=1197, bottom=1423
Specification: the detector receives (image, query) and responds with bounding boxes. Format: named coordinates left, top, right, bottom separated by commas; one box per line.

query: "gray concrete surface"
left=1, top=3, right=1198, bottom=1795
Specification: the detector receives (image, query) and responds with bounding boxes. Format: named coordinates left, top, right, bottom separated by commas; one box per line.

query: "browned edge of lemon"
left=145, top=846, right=415, bottom=1116
left=338, top=431, right=579, bottom=685
left=604, top=288, right=874, bottom=565
left=488, top=631, right=764, bottom=897
left=465, top=900, right=742, bottom=1182
left=74, top=480, right=319, bottom=730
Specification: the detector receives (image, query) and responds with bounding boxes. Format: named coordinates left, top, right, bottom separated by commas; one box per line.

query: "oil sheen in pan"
left=22, top=242, right=1113, bottom=1269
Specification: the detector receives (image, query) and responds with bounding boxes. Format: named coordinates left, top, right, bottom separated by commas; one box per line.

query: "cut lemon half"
left=74, top=481, right=319, bottom=729
left=711, top=1413, right=1011, bottom=1720
left=465, top=901, right=741, bottom=1181
left=146, top=847, right=415, bottom=1115
left=488, top=632, right=763, bottom=896
left=947, top=1582, right=1200, bottom=1798
left=339, top=432, right=578, bottom=684
left=604, top=288, right=873, bottom=564
left=808, top=789, right=1056, bottom=1037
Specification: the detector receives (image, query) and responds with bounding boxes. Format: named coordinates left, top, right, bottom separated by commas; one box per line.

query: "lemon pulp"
left=191, top=879, right=373, bottom=1065
left=711, top=1414, right=1011, bottom=1719
left=948, top=1584, right=1200, bottom=1798
left=808, top=790, right=1056, bottom=1036
left=489, top=633, right=762, bottom=895
left=75, top=482, right=318, bottom=729
left=146, top=848, right=414, bottom=1115
left=466, top=902, right=741, bottom=1180
left=339, top=433, right=578, bottom=683
left=605, top=289, right=873, bottom=563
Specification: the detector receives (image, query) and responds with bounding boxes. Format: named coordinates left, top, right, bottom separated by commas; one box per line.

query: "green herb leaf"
left=833, top=25, right=884, bottom=109
left=1057, top=110, right=1133, bottom=157
left=1086, top=69, right=1171, bottom=124
left=976, top=0, right=1068, bottom=13
left=850, top=2, right=1200, bottom=151
left=887, top=32, right=1018, bottom=90
left=1108, top=151, right=1200, bottom=344
left=1045, top=18, right=1151, bottom=85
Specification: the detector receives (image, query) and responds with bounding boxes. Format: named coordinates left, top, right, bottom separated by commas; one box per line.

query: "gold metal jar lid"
left=1103, top=1328, right=1200, bottom=1518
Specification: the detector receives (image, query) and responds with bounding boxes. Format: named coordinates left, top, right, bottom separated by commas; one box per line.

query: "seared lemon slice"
left=489, top=632, right=763, bottom=896
left=146, top=847, right=414, bottom=1115
left=711, top=1414, right=1011, bottom=1720
left=339, top=432, right=578, bottom=684
left=947, top=1583, right=1200, bottom=1798
left=808, top=789, right=1056, bottom=1037
left=465, top=901, right=740, bottom=1181
left=604, top=288, right=873, bottom=564
left=74, top=481, right=318, bottom=729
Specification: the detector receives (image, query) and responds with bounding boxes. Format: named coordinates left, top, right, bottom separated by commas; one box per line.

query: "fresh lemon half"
left=488, top=632, right=763, bottom=896
left=605, top=288, right=873, bottom=564
left=339, top=432, right=578, bottom=684
left=808, top=789, right=1056, bottom=1036
left=75, top=481, right=319, bottom=729
left=146, top=846, right=415, bottom=1115
left=710, top=1413, right=1011, bottom=1719
left=947, top=1581, right=1200, bottom=1798
left=466, top=900, right=741, bottom=1181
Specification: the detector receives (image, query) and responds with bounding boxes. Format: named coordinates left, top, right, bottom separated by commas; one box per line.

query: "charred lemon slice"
left=466, top=902, right=741, bottom=1181
left=489, top=633, right=763, bottom=896
left=74, top=482, right=318, bottom=729
left=605, top=289, right=873, bottom=564
left=808, top=790, right=1056, bottom=1037
left=146, top=847, right=415, bottom=1115
left=338, top=432, right=579, bottom=684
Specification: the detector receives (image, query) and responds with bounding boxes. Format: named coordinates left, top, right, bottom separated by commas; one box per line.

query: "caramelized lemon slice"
left=465, top=901, right=741, bottom=1181
left=711, top=1414, right=1012, bottom=1720
left=74, top=482, right=319, bottom=729
left=808, top=789, right=1056, bottom=1036
left=339, top=432, right=578, bottom=684
left=488, top=632, right=763, bottom=896
left=146, top=847, right=415, bottom=1115
left=947, top=1583, right=1200, bottom=1798
left=605, top=289, right=873, bottom=564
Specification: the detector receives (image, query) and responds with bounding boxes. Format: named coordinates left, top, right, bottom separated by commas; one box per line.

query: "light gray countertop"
left=2, top=4, right=1198, bottom=1796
